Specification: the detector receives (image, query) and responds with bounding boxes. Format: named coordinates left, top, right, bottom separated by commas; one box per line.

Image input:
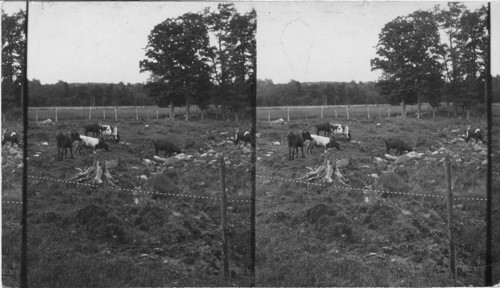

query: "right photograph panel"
left=255, top=2, right=492, bottom=286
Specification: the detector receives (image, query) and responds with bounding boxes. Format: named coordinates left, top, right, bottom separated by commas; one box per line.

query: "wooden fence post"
left=89, top=107, right=92, bottom=121
left=147, top=109, right=150, bottom=122
left=73, top=110, right=76, bottom=122
left=219, top=156, right=229, bottom=281
left=103, top=110, right=106, bottom=120
left=114, top=107, right=118, bottom=121
left=346, top=106, right=349, bottom=120
left=321, top=106, right=324, bottom=119
left=156, top=109, right=159, bottom=120
left=388, top=107, right=390, bottom=118
left=445, top=154, right=457, bottom=282
left=367, top=106, right=370, bottom=119
left=335, top=109, right=337, bottom=118
left=55, top=108, right=58, bottom=122
left=287, top=107, right=290, bottom=122
left=268, top=110, right=271, bottom=123
left=36, top=110, right=39, bottom=124
left=136, top=107, right=138, bottom=121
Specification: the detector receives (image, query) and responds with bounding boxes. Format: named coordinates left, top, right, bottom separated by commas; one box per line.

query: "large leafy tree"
left=140, top=12, right=213, bottom=121
left=371, top=10, right=444, bottom=118
left=2, top=10, right=26, bottom=112
left=434, top=4, right=488, bottom=118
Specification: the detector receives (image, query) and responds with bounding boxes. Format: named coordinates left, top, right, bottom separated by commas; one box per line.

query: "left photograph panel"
left=2, top=2, right=256, bottom=286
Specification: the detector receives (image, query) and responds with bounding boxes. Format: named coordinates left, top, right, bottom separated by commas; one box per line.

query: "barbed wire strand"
left=27, top=175, right=251, bottom=203
left=256, top=175, right=487, bottom=202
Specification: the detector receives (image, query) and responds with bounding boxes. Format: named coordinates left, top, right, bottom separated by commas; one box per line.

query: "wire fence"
left=27, top=175, right=251, bottom=203
left=256, top=174, right=487, bottom=202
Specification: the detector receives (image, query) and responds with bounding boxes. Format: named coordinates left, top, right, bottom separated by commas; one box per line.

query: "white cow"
left=330, top=123, right=351, bottom=141
left=99, top=125, right=120, bottom=142
left=307, top=134, right=340, bottom=153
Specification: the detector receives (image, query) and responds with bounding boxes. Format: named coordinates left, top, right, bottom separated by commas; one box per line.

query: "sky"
left=1, top=1, right=498, bottom=85
left=1, top=1, right=255, bottom=84
left=257, top=1, right=496, bottom=84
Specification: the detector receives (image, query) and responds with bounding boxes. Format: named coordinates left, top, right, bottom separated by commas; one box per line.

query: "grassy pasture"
left=255, top=112, right=489, bottom=286
left=3, top=117, right=254, bottom=286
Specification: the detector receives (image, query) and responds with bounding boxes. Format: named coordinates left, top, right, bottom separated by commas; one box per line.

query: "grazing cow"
left=385, top=138, right=412, bottom=156
left=100, top=124, right=120, bottom=142
left=234, top=129, right=254, bottom=147
left=72, top=132, right=109, bottom=155
left=315, top=123, right=333, bottom=136
left=287, top=131, right=313, bottom=160
left=2, top=131, right=21, bottom=147
left=330, top=124, right=351, bottom=141
left=153, top=139, right=181, bottom=157
left=56, top=132, right=75, bottom=161
left=465, top=126, right=485, bottom=144
left=307, top=134, right=340, bottom=153
left=81, top=123, right=105, bottom=137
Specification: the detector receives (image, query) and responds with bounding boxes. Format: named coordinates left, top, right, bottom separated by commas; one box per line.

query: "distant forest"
left=29, top=80, right=154, bottom=107
left=258, top=75, right=500, bottom=107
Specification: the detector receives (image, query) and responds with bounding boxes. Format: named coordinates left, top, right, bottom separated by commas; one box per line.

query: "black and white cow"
left=287, top=131, right=313, bottom=160
left=384, top=138, right=412, bottom=156
left=100, top=125, right=120, bottom=142
left=315, top=123, right=333, bottom=136
left=330, top=124, right=351, bottom=141
left=81, top=123, right=105, bottom=137
left=465, top=126, right=485, bottom=144
left=234, top=129, right=254, bottom=147
left=72, top=132, right=109, bottom=155
left=2, top=131, right=21, bottom=147
left=56, top=132, right=75, bottom=161
left=307, top=134, right=340, bottom=153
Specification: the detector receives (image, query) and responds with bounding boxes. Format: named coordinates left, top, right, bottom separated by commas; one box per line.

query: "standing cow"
left=234, top=129, right=254, bottom=147
left=56, top=132, right=75, bottom=161
left=315, top=123, right=333, bottom=136
left=287, top=131, right=313, bottom=160
left=465, top=126, right=485, bottom=144
left=2, top=131, right=21, bottom=147
left=330, top=124, right=351, bottom=141
left=100, top=124, right=120, bottom=142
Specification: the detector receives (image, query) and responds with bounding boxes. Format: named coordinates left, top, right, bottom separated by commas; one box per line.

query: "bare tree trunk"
left=170, top=99, right=174, bottom=121
left=185, top=90, right=190, bottom=121
left=401, top=99, right=407, bottom=118
left=417, top=81, right=421, bottom=119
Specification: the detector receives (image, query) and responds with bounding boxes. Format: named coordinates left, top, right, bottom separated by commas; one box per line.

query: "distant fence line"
left=256, top=103, right=433, bottom=122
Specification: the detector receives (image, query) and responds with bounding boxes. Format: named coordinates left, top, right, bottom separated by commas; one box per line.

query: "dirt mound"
left=304, top=203, right=337, bottom=224
left=74, top=204, right=127, bottom=244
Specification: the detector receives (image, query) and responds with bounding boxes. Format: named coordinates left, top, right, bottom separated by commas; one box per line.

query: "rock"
left=255, top=133, right=261, bottom=138
left=370, top=173, right=379, bottom=178
left=105, top=160, right=119, bottom=169
left=14, top=154, right=23, bottom=160
left=360, top=165, right=371, bottom=168
left=219, top=132, right=228, bottom=135
left=482, top=160, right=487, bottom=165
left=394, top=155, right=413, bottom=165
left=376, top=123, right=381, bottom=127
left=273, top=141, right=280, bottom=146
left=257, top=157, right=261, bottom=161
left=336, top=158, right=349, bottom=168
left=242, top=147, right=252, bottom=154
left=143, top=158, right=153, bottom=164
left=101, top=250, right=111, bottom=255
left=140, top=175, right=148, bottom=180
left=265, top=153, right=272, bottom=157
left=431, top=151, right=439, bottom=155
left=451, top=129, right=460, bottom=133
left=479, top=150, right=487, bottom=156
left=374, top=157, right=385, bottom=163
left=193, top=159, right=206, bottom=164
left=206, top=149, right=216, bottom=154
left=405, top=151, right=422, bottom=159
left=401, top=210, right=412, bottom=215
left=473, top=144, right=483, bottom=151
left=385, top=154, right=398, bottom=160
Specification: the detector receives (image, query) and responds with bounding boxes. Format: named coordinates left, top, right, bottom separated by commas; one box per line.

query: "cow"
left=81, top=123, right=105, bottom=137
left=99, top=124, right=120, bottom=142
left=72, top=132, right=109, bottom=155
left=384, top=138, right=412, bottom=156
left=287, top=131, right=313, bottom=160
left=56, top=132, right=75, bottom=161
left=330, top=124, right=351, bottom=141
left=315, top=123, right=333, bottom=136
left=307, top=134, right=340, bottom=153
left=2, top=131, right=21, bottom=147
left=234, top=129, right=254, bottom=147
left=153, top=139, right=182, bottom=157
left=465, top=126, right=485, bottom=144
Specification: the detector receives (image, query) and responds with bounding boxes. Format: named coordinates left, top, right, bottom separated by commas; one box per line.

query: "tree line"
left=257, top=80, right=384, bottom=106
